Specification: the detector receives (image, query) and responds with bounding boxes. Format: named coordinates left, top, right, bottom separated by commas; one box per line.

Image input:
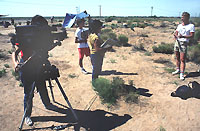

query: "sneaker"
left=172, top=70, right=180, bottom=75
left=25, top=117, right=33, bottom=126
left=180, top=73, right=185, bottom=80
left=81, top=68, right=88, bottom=74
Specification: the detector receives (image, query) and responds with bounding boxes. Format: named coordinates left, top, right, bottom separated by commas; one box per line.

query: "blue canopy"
left=63, top=11, right=89, bottom=28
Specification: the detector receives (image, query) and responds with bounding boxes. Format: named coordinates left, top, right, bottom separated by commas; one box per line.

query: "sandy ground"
left=0, top=20, right=200, bottom=131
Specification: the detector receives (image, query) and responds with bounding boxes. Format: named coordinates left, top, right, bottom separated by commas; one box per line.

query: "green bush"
left=187, top=44, right=200, bottom=64
left=0, top=68, right=6, bottom=77
left=194, top=29, right=200, bottom=41
left=125, top=92, right=139, bottom=103
left=118, top=35, right=128, bottom=44
left=105, top=17, right=114, bottom=22
left=100, top=29, right=117, bottom=42
left=4, top=64, right=10, bottom=68
left=92, top=77, right=139, bottom=105
left=92, top=78, right=118, bottom=105
left=132, top=44, right=146, bottom=52
left=152, top=43, right=174, bottom=54
left=101, top=29, right=112, bottom=34
left=117, top=18, right=126, bottom=23
left=11, top=69, right=20, bottom=80
left=111, top=24, right=118, bottom=29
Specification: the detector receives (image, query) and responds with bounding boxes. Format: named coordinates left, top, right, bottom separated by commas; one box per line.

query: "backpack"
left=188, top=81, right=200, bottom=98
left=171, top=81, right=200, bottom=100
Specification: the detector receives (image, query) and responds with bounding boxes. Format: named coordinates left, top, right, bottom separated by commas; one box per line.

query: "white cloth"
left=75, top=28, right=89, bottom=48
left=176, top=23, right=195, bottom=42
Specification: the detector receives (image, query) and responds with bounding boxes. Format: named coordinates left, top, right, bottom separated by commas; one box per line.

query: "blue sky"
left=0, top=0, right=200, bottom=17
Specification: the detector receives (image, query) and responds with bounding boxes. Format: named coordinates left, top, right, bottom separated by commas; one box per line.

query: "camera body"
left=14, top=25, right=67, bottom=51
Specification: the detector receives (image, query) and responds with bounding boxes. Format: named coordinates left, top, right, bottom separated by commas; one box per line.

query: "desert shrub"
left=164, top=68, right=175, bottom=73
left=144, top=52, right=152, bottom=56
left=11, top=69, right=20, bottom=80
left=194, top=29, right=200, bottom=41
left=68, top=73, right=77, bottom=78
left=100, top=29, right=117, bottom=42
left=140, top=34, right=148, bottom=37
left=92, top=77, right=118, bottom=105
left=118, top=34, right=128, bottom=44
left=132, top=44, right=146, bottom=52
left=4, top=64, right=10, bottom=68
left=92, top=77, right=140, bottom=105
left=101, top=29, right=112, bottom=34
left=111, top=24, right=118, bottom=29
left=105, top=16, right=114, bottom=22
left=125, top=92, right=139, bottom=103
left=136, top=23, right=147, bottom=28
left=152, top=43, right=174, bottom=54
left=110, top=59, right=116, bottom=63
left=160, top=22, right=167, bottom=27
left=191, top=17, right=200, bottom=27
left=100, top=32, right=117, bottom=42
left=0, top=68, right=6, bottom=77
left=0, top=52, right=6, bottom=59
left=117, top=18, right=126, bottom=23
left=187, top=44, right=200, bottom=64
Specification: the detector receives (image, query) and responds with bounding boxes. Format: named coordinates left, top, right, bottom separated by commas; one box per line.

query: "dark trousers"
left=20, top=69, right=50, bottom=117
left=90, top=53, right=104, bottom=81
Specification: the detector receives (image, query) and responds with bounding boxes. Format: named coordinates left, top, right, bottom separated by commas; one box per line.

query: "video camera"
left=13, top=25, right=67, bottom=51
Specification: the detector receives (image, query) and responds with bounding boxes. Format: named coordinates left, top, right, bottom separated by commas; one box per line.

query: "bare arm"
left=75, top=37, right=87, bottom=43
left=179, top=32, right=195, bottom=39
left=11, top=46, right=21, bottom=69
left=94, top=39, right=108, bottom=52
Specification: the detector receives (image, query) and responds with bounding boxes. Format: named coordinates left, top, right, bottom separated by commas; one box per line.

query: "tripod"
left=18, top=64, right=78, bottom=131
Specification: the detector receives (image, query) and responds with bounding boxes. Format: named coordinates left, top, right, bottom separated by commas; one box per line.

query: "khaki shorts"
left=174, top=40, right=188, bottom=53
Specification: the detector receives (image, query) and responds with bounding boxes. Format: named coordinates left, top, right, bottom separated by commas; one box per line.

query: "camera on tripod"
left=14, top=25, right=67, bottom=51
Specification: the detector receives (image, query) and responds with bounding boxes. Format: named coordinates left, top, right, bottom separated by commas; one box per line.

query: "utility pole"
left=99, top=5, right=101, bottom=17
left=76, top=6, right=80, bottom=14
left=151, top=6, right=153, bottom=16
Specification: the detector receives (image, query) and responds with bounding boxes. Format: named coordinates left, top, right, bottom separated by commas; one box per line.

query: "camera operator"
left=12, top=15, right=56, bottom=126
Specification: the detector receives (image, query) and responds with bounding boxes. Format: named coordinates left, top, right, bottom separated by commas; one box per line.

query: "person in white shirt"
left=172, top=12, right=195, bottom=80
left=75, top=19, right=90, bottom=74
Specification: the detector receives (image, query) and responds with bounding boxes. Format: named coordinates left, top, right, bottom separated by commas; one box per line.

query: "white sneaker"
left=180, top=73, right=185, bottom=80
left=81, top=68, right=88, bottom=74
left=25, top=117, right=33, bottom=126
left=172, top=70, right=180, bottom=75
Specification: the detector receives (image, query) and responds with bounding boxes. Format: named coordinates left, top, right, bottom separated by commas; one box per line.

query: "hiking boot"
left=81, top=68, right=88, bottom=74
left=25, top=117, right=33, bottom=126
left=180, top=73, right=185, bottom=80
left=172, top=70, right=180, bottom=75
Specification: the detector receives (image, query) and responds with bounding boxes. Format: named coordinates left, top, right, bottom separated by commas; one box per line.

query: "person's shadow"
left=29, top=108, right=132, bottom=131
left=100, top=70, right=138, bottom=76
left=185, top=71, right=200, bottom=78
left=124, top=84, right=153, bottom=97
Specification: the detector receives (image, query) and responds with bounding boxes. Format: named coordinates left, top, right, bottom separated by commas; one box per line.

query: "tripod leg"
left=48, top=79, right=55, bottom=102
left=19, top=82, right=36, bottom=131
left=54, top=78, right=78, bottom=121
